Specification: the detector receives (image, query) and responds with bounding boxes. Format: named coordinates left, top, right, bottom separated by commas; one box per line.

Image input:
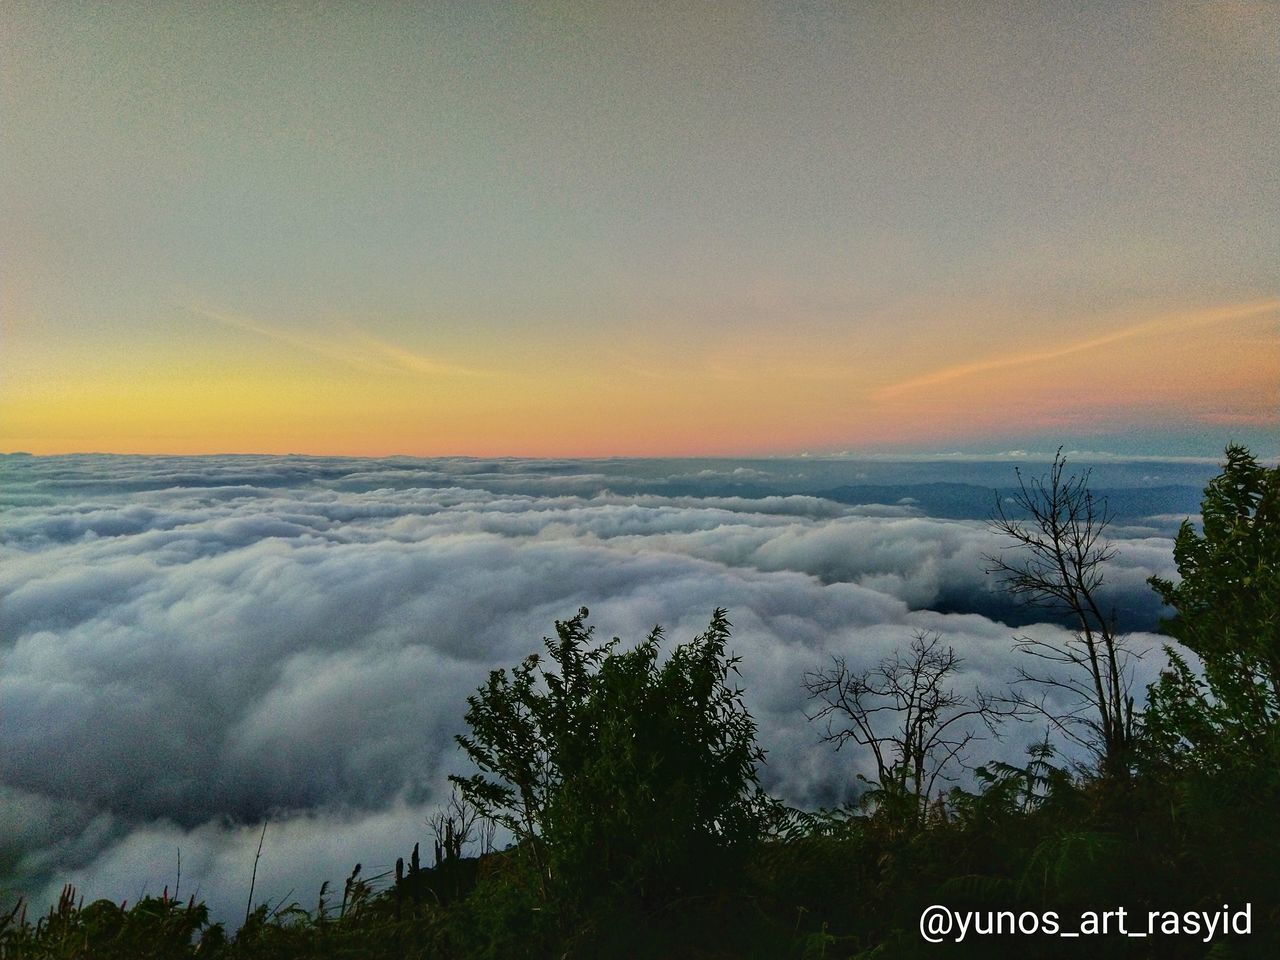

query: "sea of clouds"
left=0, top=453, right=1214, bottom=923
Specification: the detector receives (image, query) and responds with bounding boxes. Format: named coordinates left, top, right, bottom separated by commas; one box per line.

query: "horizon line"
left=1, top=448, right=1267, bottom=466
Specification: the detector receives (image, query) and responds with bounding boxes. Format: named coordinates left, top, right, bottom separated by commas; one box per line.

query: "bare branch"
left=804, top=630, right=1022, bottom=821
left=985, top=449, right=1137, bottom=778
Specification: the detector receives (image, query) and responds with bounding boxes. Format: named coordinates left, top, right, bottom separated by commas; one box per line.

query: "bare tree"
left=428, top=787, right=493, bottom=865
left=804, top=630, right=1013, bottom=822
left=985, top=448, right=1137, bottom=777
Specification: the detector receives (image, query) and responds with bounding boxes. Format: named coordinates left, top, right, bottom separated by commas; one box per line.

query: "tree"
left=428, top=786, right=495, bottom=866
left=803, top=629, right=1013, bottom=825
left=985, top=449, right=1137, bottom=777
left=1145, top=444, right=1280, bottom=768
left=450, top=607, right=776, bottom=916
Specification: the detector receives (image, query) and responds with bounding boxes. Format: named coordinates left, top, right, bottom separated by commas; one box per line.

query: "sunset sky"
left=3, top=1, right=1277, bottom=457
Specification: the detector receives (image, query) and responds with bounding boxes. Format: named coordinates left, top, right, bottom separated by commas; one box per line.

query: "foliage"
left=0, top=886, right=217, bottom=960
left=450, top=607, right=778, bottom=921
left=950, top=737, right=1075, bottom=826
left=1146, top=444, right=1280, bottom=770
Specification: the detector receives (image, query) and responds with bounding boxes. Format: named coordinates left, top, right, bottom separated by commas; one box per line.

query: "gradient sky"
left=3, top=1, right=1277, bottom=457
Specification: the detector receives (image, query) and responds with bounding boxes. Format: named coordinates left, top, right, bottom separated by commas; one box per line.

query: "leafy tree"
left=1136, top=446, right=1280, bottom=949
left=986, top=449, right=1138, bottom=777
left=1146, top=444, right=1280, bottom=768
left=450, top=607, right=777, bottom=919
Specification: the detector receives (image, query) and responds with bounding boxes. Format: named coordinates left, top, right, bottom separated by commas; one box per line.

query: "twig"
left=245, top=819, right=268, bottom=927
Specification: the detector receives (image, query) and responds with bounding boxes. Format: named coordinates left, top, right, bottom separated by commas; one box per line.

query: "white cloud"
left=0, top=454, right=1187, bottom=922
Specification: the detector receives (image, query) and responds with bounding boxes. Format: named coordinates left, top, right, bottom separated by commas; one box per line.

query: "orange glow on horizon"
left=3, top=299, right=1276, bottom=458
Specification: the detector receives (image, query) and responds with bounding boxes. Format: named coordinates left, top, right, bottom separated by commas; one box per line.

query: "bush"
left=451, top=608, right=778, bottom=923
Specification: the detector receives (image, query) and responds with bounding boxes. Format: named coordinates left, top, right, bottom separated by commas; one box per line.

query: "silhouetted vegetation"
left=803, top=629, right=1017, bottom=828
left=4, top=447, right=1277, bottom=958
left=986, top=448, right=1139, bottom=777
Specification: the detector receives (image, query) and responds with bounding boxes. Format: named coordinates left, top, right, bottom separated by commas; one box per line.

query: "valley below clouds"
left=0, top=453, right=1214, bottom=922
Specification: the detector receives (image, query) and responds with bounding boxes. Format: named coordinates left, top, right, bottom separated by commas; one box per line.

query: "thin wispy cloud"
left=190, top=306, right=384, bottom=374
left=344, top=328, right=492, bottom=379
left=191, top=306, right=490, bottom=379
left=875, top=299, right=1280, bottom=401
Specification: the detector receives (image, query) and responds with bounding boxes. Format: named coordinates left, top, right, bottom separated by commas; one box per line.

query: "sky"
left=2, top=1, right=1278, bottom=456
left=0, top=451, right=1205, bottom=921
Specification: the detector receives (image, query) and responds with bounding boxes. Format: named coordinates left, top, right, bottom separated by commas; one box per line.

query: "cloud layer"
left=0, top=454, right=1196, bottom=922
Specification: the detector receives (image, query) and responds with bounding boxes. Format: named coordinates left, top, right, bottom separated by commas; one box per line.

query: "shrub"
left=451, top=607, right=778, bottom=922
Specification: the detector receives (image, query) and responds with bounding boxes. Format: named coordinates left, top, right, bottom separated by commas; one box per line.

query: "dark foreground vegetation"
left=4, top=446, right=1277, bottom=959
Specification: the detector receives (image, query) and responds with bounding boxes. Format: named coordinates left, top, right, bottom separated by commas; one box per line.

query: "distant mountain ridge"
left=819, top=482, right=1203, bottom=522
